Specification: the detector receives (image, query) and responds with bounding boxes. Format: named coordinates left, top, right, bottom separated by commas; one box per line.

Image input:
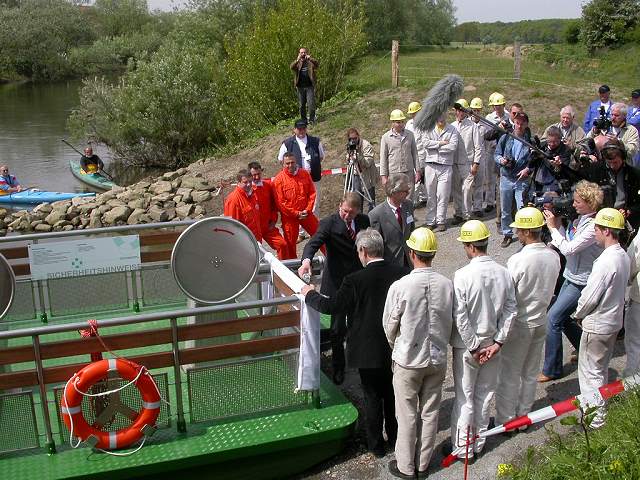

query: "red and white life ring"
left=61, top=358, right=161, bottom=450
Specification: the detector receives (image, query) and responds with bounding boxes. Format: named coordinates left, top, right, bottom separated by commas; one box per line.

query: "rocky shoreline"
left=3, top=168, right=219, bottom=234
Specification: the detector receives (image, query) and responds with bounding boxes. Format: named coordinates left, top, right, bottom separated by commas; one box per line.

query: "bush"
left=564, top=20, right=581, bottom=44
left=579, top=0, right=640, bottom=52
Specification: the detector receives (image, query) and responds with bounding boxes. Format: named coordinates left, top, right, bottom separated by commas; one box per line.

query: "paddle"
left=60, top=139, right=115, bottom=181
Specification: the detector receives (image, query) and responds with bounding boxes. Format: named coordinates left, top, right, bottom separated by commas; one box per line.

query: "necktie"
left=346, top=222, right=356, bottom=240
left=396, top=207, right=403, bottom=229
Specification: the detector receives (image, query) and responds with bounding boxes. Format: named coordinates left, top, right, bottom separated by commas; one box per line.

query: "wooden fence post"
left=513, top=40, right=521, bottom=80
left=391, top=40, right=399, bottom=88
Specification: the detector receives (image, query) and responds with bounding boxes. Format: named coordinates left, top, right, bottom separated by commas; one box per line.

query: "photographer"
left=601, top=140, right=640, bottom=232
left=538, top=181, right=604, bottom=382
left=290, top=47, right=319, bottom=124
left=587, top=102, right=639, bottom=162
left=528, top=126, right=572, bottom=193
left=346, top=128, right=377, bottom=212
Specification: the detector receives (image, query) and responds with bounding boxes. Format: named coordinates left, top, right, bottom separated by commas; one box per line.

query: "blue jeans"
left=542, top=279, right=584, bottom=378
left=499, top=175, right=526, bottom=236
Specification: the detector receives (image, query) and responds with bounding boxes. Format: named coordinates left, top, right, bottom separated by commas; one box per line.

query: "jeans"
left=297, top=86, right=316, bottom=122
left=542, top=279, right=584, bottom=378
left=499, top=175, right=526, bottom=236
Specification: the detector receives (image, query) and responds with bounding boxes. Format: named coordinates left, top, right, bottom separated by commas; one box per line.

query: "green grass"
left=500, top=388, right=640, bottom=479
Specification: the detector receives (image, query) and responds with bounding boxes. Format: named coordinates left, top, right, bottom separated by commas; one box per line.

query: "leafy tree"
left=579, top=0, right=640, bottom=52
left=94, top=0, right=151, bottom=37
left=564, top=19, right=581, bottom=44
left=453, top=19, right=575, bottom=45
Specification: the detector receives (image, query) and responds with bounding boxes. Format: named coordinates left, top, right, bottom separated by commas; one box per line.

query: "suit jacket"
left=618, top=164, right=640, bottom=231
left=368, top=200, right=415, bottom=267
left=305, top=260, right=409, bottom=368
left=302, top=212, right=370, bottom=295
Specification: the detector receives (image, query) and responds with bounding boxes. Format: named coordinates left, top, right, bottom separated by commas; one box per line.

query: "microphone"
left=413, top=74, right=464, bottom=132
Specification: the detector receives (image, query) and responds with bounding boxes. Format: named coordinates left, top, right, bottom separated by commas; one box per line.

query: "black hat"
left=598, top=85, right=610, bottom=94
left=294, top=119, right=308, bottom=128
left=632, top=89, right=640, bottom=98
left=514, top=112, right=529, bottom=123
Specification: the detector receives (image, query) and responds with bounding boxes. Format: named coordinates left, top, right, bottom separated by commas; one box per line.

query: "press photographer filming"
left=344, top=128, right=377, bottom=212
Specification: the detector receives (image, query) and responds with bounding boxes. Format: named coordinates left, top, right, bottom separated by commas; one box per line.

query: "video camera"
left=347, top=137, right=358, bottom=153
left=592, top=105, right=612, bottom=132
left=528, top=180, right=577, bottom=219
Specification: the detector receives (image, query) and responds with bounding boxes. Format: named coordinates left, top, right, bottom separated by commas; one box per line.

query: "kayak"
left=69, top=159, right=115, bottom=191
left=0, top=189, right=94, bottom=205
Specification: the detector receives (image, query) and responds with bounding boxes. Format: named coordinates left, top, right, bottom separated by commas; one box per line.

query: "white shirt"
left=507, top=243, right=561, bottom=328
left=549, top=214, right=602, bottom=285
left=452, top=118, right=483, bottom=165
left=420, top=123, right=460, bottom=166
left=383, top=267, right=454, bottom=368
left=406, top=118, right=415, bottom=133
left=574, top=243, right=630, bottom=334
left=452, top=256, right=517, bottom=351
left=627, top=233, right=640, bottom=302
left=277, top=136, right=325, bottom=170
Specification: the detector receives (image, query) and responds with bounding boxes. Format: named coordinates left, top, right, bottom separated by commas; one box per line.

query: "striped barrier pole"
left=441, top=373, right=640, bottom=468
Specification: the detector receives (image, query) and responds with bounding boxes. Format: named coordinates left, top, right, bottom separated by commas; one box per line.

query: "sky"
left=147, top=0, right=586, bottom=22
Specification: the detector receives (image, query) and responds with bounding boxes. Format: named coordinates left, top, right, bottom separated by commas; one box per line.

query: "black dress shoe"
left=451, top=215, right=465, bottom=225
left=332, top=368, right=345, bottom=385
left=370, top=446, right=386, bottom=458
left=483, top=204, right=495, bottom=213
left=500, top=235, right=513, bottom=248
left=471, top=210, right=484, bottom=219
left=417, top=469, right=429, bottom=479
left=388, top=460, right=416, bottom=479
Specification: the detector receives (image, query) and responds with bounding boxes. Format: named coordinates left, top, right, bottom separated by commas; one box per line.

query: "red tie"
left=396, top=207, right=403, bottom=229
left=346, top=222, right=356, bottom=240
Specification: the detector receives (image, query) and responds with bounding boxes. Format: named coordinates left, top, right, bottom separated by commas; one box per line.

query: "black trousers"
left=359, top=366, right=397, bottom=452
left=297, top=86, right=316, bottom=122
left=330, top=312, right=346, bottom=371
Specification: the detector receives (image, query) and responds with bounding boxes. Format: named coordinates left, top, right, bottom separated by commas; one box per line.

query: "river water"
left=0, top=80, right=155, bottom=195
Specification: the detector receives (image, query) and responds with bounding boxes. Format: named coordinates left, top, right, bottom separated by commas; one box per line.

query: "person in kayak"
left=0, top=165, right=22, bottom=193
left=80, top=147, right=104, bottom=174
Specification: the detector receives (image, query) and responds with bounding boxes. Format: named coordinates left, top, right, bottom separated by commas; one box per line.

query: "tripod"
left=344, top=150, right=375, bottom=209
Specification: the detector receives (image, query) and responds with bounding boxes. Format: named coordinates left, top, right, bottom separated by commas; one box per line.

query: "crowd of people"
left=222, top=65, right=640, bottom=478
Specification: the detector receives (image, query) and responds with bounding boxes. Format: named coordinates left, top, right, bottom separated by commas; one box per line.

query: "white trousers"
left=452, top=162, right=475, bottom=218
left=483, top=149, right=497, bottom=206
left=578, top=331, right=617, bottom=428
left=495, top=323, right=546, bottom=424
left=451, top=347, right=499, bottom=458
left=624, top=299, right=640, bottom=377
left=393, top=363, right=446, bottom=475
left=424, top=163, right=452, bottom=226
left=472, top=161, right=484, bottom=211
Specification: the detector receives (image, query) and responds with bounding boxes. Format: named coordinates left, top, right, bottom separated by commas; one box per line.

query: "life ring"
left=61, top=358, right=161, bottom=450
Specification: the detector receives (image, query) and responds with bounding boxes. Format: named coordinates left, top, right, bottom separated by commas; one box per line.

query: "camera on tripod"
left=592, top=105, right=612, bottom=132
left=347, top=138, right=359, bottom=152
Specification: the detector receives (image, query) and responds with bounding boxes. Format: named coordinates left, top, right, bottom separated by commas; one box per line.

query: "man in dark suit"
left=298, top=192, right=370, bottom=384
left=369, top=173, right=415, bottom=267
left=302, top=228, right=408, bottom=457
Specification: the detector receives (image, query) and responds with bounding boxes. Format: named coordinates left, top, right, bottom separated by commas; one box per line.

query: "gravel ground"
left=294, top=202, right=628, bottom=480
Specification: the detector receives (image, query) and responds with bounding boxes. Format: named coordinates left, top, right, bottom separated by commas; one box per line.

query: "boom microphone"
left=414, top=74, right=464, bottom=132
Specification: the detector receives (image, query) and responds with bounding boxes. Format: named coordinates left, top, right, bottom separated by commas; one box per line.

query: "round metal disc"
left=0, top=253, right=15, bottom=319
left=171, top=217, right=260, bottom=304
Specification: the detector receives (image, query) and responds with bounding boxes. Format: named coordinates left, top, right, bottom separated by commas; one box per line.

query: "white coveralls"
left=471, top=120, right=491, bottom=211
left=419, top=124, right=460, bottom=226
left=451, top=255, right=517, bottom=458
left=495, top=243, right=561, bottom=424
left=625, top=233, right=640, bottom=377
left=574, top=243, right=630, bottom=427
left=451, top=118, right=483, bottom=219
left=483, top=111, right=510, bottom=208
left=383, top=267, right=454, bottom=476
left=406, top=120, right=427, bottom=205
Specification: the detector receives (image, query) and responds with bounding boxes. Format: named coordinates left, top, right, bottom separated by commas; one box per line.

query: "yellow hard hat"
left=510, top=207, right=545, bottom=229
left=407, top=101, right=422, bottom=114
left=594, top=208, right=625, bottom=230
left=390, top=109, right=406, bottom=121
left=457, top=220, right=490, bottom=242
left=488, top=92, right=506, bottom=106
left=406, top=227, right=438, bottom=253
left=470, top=97, right=483, bottom=109
left=456, top=98, right=469, bottom=109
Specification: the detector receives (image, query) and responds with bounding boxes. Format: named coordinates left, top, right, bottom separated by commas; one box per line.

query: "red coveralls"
left=272, top=167, right=318, bottom=259
left=253, top=179, right=288, bottom=259
left=223, top=186, right=262, bottom=242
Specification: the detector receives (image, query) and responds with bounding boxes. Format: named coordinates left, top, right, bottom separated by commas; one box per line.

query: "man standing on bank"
left=290, top=47, right=319, bottom=124
left=301, top=228, right=406, bottom=458
left=298, top=192, right=370, bottom=384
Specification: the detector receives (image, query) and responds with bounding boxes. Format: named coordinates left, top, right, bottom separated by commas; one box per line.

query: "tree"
left=579, top=0, right=640, bottom=51
left=564, top=19, right=581, bottom=44
left=94, top=0, right=151, bottom=37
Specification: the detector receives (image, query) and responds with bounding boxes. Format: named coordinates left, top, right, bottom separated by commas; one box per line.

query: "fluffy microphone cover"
left=414, top=74, right=464, bottom=132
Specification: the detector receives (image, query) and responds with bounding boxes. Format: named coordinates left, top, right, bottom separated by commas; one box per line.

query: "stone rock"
left=165, top=208, right=176, bottom=221
left=79, top=202, right=98, bottom=214
left=53, top=220, right=71, bottom=228
left=193, top=205, right=205, bottom=216
left=62, top=225, right=74, bottom=231
left=128, top=198, right=147, bottom=210
left=0, top=208, right=7, bottom=218
left=152, top=192, right=172, bottom=202
left=180, top=176, right=211, bottom=191
left=175, top=204, right=193, bottom=218
left=12, top=210, right=29, bottom=217
left=103, top=206, right=131, bottom=224
left=163, top=171, right=181, bottom=181
left=127, top=208, right=146, bottom=225
left=33, top=203, right=53, bottom=215
left=111, top=186, right=126, bottom=194
left=191, top=190, right=212, bottom=203
left=34, top=223, right=52, bottom=232
left=89, top=209, right=103, bottom=228
left=97, top=205, right=111, bottom=214
left=162, top=201, right=176, bottom=209
left=45, top=209, right=67, bottom=225
left=70, top=216, right=81, bottom=226
left=173, top=195, right=182, bottom=204
left=116, top=190, right=136, bottom=202
left=80, top=217, right=90, bottom=227
left=71, top=196, right=94, bottom=207
left=66, top=206, right=80, bottom=218
left=136, top=181, right=151, bottom=189
left=147, top=205, right=168, bottom=222
left=51, top=200, right=72, bottom=209
left=30, top=220, right=43, bottom=227
left=176, top=167, right=187, bottom=175
left=176, top=188, right=193, bottom=203
left=150, top=181, right=173, bottom=195
left=171, top=178, right=181, bottom=190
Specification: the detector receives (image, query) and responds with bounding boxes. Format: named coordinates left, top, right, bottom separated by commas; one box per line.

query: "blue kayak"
left=0, top=189, right=95, bottom=205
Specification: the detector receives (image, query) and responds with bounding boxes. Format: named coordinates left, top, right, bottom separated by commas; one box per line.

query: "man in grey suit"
left=369, top=173, right=416, bottom=268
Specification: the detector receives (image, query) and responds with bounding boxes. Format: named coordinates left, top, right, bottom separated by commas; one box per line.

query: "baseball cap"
left=598, top=84, right=610, bottom=94
left=294, top=119, right=308, bottom=128
left=632, top=89, right=640, bottom=98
